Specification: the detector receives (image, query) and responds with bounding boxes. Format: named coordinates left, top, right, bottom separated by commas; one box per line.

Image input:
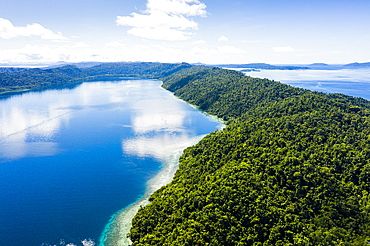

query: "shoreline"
left=98, top=134, right=211, bottom=246
left=0, top=76, right=149, bottom=97
left=99, top=87, right=226, bottom=246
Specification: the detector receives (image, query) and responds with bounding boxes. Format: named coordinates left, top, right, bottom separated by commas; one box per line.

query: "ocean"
left=1, top=67, right=369, bottom=246
left=241, top=68, right=370, bottom=100
left=0, top=79, right=223, bottom=246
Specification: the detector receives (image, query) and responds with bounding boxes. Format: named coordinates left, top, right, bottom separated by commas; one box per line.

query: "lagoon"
left=0, top=80, right=223, bottom=246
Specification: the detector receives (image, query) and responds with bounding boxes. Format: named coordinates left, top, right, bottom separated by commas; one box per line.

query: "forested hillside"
left=0, top=62, right=192, bottom=94
left=129, top=66, right=370, bottom=245
left=0, top=67, right=25, bottom=73
left=2, top=63, right=370, bottom=245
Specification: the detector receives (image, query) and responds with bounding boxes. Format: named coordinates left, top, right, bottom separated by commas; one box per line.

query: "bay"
left=241, top=68, right=370, bottom=100
left=0, top=80, right=223, bottom=246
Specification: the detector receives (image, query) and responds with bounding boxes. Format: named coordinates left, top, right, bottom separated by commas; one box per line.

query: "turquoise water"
left=3, top=68, right=368, bottom=246
left=0, top=80, right=223, bottom=246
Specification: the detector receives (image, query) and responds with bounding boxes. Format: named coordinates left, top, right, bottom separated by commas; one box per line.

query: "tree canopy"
left=130, top=66, right=370, bottom=245
left=2, top=63, right=370, bottom=245
left=0, top=62, right=192, bottom=94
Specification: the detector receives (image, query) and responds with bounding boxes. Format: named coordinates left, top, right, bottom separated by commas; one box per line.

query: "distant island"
left=309, top=63, right=330, bottom=67
left=216, top=62, right=370, bottom=71
left=218, top=63, right=310, bottom=70
left=1, top=62, right=370, bottom=245
left=344, top=62, right=370, bottom=68
left=2, top=61, right=370, bottom=94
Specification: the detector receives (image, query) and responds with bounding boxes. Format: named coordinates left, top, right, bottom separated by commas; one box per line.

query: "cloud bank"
left=0, top=18, right=69, bottom=41
left=116, top=0, right=207, bottom=41
left=0, top=42, right=247, bottom=64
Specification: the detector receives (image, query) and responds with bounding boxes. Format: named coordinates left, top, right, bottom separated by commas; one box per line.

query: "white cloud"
left=218, top=35, right=228, bottom=41
left=117, top=11, right=198, bottom=30
left=191, top=46, right=218, bottom=55
left=127, top=27, right=193, bottom=41
left=0, top=18, right=69, bottom=41
left=116, top=0, right=207, bottom=41
left=0, top=44, right=96, bottom=63
left=190, top=45, right=245, bottom=57
left=0, top=42, right=249, bottom=64
left=146, top=0, right=207, bottom=16
left=74, top=42, right=90, bottom=48
left=241, top=40, right=263, bottom=43
left=218, top=45, right=245, bottom=54
left=105, top=41, right=125, bottom=47
left=191, top=39, right=206, bottom=44
left=273, top=46, right=295, bottom=52
left=0, top=42, right=184, bottom=64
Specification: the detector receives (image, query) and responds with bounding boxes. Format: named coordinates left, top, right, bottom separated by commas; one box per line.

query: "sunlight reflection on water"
left=0, top=79, right=224, bottom=246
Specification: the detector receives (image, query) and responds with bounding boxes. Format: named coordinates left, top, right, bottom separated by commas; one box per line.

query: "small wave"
left=41, top=238, right=95, bottom=246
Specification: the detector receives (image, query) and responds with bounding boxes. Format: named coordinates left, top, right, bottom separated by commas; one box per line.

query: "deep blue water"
left=242, top=68, right=370, bottom=100
left=3, top=69, right=368, bottom=246
left=0, top=80, right=223, bottom=246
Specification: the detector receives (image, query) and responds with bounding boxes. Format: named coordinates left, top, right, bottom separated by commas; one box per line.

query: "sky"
left=0, top=0, right=370, bottom=65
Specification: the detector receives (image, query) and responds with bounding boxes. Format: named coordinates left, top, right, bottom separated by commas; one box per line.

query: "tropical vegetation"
left=130, top=66, right=370, bottom=246
left=2, top=62, right=370, bottom=245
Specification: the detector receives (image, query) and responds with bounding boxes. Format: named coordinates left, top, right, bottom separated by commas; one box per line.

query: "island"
left=1, top=62, right=370, bottom=245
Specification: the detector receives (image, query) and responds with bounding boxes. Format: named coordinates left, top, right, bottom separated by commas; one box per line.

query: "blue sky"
left=1, top=0, right=369, bottom=65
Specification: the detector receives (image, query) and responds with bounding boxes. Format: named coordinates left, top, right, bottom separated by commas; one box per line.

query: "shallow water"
left=0, top=80, right=223, bottom=246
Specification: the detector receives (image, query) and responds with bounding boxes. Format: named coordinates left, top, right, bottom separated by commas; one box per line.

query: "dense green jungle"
left=0, top=62, right=191, bottom=94
left=1, top=63, right=370, bottom=245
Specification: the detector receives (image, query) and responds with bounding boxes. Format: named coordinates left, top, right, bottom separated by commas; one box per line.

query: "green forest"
left=0, top=62, right=192, bottom=94
left=1, top=63, right=370, bottom=245
left=131, top=66, right=370, bottom=245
